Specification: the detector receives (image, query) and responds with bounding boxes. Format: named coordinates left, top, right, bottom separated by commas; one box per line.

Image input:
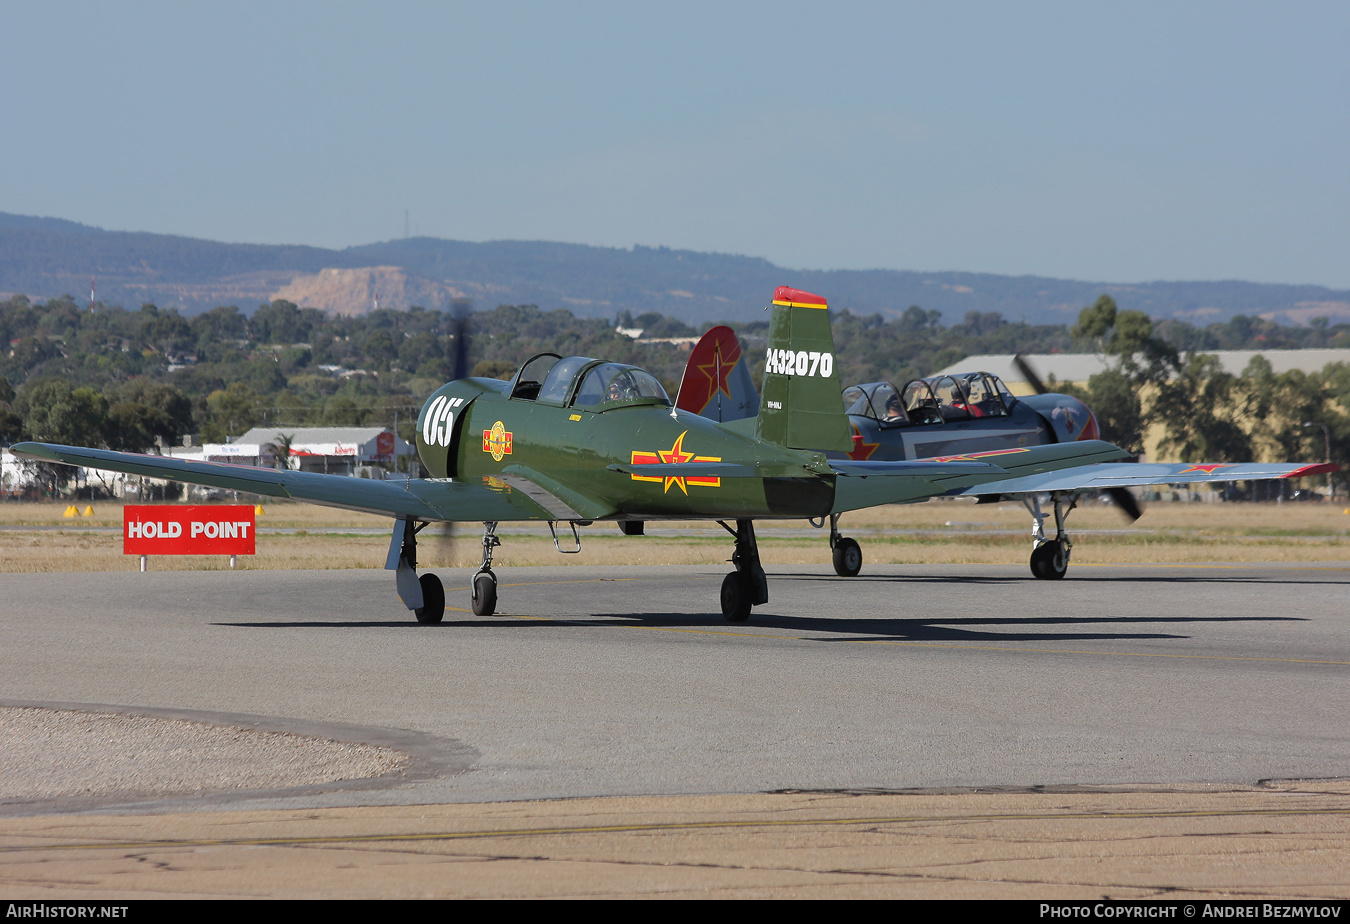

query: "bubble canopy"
left=509, top=353, right=670, bottom=409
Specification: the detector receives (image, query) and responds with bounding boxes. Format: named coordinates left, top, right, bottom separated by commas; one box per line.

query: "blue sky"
left=3, top=1, right=1347, bottom=287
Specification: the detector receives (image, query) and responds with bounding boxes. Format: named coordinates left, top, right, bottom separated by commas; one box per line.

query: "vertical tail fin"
left=755, top=286, right=853, bottom=452
left=675, top=325, right=760, bottom=422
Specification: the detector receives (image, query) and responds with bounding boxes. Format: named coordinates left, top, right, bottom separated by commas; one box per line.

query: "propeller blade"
left=431, top=520, right=458, bottom=566
left=1107, top=486, right=1143, bottom=521
left=1013, top=353, right=1049, bottom=396
left=449, top=299, right=471, bottom=381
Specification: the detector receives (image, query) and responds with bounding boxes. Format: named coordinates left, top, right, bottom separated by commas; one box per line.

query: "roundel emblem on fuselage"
left=483, top=420, right=512, bottom=462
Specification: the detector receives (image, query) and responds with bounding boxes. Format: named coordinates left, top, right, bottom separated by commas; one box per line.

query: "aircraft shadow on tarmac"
left=766, top=570, right=1344, bottom=591
left=593, top=611, right=1305, bottom=644
left=215, top=610, right=1303, bottom=644
left=771, top=571, right=1350, bottom=588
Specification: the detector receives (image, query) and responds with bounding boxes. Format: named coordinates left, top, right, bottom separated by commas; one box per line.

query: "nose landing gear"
left=471, top=521, right=501, bottom=617
left=1025, top=493, right=1075, bottom=580
left=828, top=513, right=862, bottom=577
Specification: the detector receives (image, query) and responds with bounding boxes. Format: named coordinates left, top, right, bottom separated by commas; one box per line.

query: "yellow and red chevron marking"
left=924, top=447, right=1031, bottom=463
left=629, top=431, right=721, bottom=494
left=771, top=285, right=828, bottom=309
left=1175, top=463, right=1233, bottom=475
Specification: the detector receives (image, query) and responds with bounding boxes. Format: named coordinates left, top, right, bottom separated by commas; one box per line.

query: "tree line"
left=1, top=293, right=1346, bottom=479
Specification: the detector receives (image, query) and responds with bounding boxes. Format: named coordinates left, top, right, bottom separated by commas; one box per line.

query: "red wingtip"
left=1281, top=462, right=1341, bottom=478
left=772, top=286, right=828, bottom=308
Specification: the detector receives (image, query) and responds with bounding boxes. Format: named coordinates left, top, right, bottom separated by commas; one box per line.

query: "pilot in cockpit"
left=607, top=373, right=639, bottom=402
left=883, top=394, right=905, bottom=421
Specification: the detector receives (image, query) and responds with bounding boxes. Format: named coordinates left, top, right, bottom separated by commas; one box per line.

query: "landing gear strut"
left=389, top=518, right=446, bottom=624
left=828, top=513, right=862, bottom=577
left=718, top=518, right=768, bottom=622
left=472, top=521, right=501, bottom=617
left=1024, top=493, right=1075, bottom=580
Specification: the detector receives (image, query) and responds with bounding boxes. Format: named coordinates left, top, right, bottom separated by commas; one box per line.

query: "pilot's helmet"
left=608, top=373, right=637, bottom=400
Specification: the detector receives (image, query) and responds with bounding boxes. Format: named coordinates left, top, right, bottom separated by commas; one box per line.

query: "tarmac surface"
left=1, top=562, right=1348, bottom=898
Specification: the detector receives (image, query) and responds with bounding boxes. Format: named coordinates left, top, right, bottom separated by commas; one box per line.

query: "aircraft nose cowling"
left=417, top=380, right=493, bottom=478
left=1046, top=396, right=1099, bottom=442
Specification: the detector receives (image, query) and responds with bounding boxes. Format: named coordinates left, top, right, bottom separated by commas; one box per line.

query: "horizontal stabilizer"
left=829, top=459, right=1007, bottom=478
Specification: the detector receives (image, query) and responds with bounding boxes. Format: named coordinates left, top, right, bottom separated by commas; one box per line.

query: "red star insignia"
left=847, top=424, right=880, bottom=461
left=690, top=340, right=739, bottom=410
left=1176, top=463, right=1234, bottom=475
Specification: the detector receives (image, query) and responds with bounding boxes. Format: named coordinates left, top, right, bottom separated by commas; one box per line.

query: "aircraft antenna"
left=715, top=341, right=723, bottom=421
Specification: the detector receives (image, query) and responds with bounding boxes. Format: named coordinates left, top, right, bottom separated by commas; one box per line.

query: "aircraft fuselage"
left=416, top=378, right=837, bottom=522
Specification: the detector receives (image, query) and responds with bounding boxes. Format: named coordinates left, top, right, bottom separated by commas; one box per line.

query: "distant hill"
left=2, top=211, right=1348, bottom=326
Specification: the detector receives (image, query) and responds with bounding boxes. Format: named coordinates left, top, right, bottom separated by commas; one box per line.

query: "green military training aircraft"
left=13, top=286, right=1335, bottom=623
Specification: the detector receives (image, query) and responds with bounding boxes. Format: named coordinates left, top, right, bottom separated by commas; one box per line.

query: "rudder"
left=675, top=325, right=760, bottom=422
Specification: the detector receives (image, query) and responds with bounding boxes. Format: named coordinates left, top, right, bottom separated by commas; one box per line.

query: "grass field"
left=1, top=497, right=1346, bottom=573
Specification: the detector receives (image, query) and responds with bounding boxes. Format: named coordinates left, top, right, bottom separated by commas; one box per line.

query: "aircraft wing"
left=829, top=441, right=1135, bottom=511
left=10, top=442, right=555, bottom=522
left=959, top=460, right=1339, bottom=497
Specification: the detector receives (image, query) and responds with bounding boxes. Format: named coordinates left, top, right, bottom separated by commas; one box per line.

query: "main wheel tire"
left=832, top=537, right=863, bottom=577
left=414, top=572, right=445, bottom=624
left=1030, top=540, right=1068, bottom=580
left=472, top=570, right=498, bottom=617
left=720, top=572, right=752, bottom=622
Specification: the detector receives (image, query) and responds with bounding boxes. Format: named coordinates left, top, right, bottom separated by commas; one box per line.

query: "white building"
left=0, top=448, right=42, bottom=495
left=203, top=427, right=414, bottom=476
left=937, top=350, right=1350, bottom=394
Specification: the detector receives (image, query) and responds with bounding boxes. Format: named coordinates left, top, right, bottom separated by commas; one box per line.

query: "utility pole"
left=1302, top=421, right=1334, bottom=500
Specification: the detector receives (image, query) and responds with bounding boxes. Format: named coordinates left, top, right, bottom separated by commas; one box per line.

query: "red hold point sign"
left=124, top=505, right=256, bottom=556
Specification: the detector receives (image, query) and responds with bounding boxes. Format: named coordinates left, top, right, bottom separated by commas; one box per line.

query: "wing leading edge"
left=10, top=442, right=555, bottom=522
left=958, top=460, right=1339, bottom=497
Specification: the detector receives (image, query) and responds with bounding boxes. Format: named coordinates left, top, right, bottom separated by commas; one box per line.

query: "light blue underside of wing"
left=960, top=462, right=1325, bottom=496
left=11, top=442, right=552, bottom=521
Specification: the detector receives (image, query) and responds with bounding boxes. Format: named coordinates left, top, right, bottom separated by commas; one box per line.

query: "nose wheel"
left=1025, top=493, right=1075, bottom=580
left=828, top=514, right=863, bottom=577
left=1029, top=539, right=1068, bottom=580
left=472, top=569, right=498, bottom=616
left=471, top=522, right=502, bottom=617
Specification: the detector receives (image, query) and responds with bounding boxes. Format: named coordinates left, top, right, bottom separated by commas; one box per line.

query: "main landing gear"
left=827, top=513, right=862, bottom=577
left=390, top=518, right=447, bottom=624
left=391, top=518, right=504, bottom=622
left=1024, top=493, right=1075, bottom=580
left=718, top=518, right=768, bottom=622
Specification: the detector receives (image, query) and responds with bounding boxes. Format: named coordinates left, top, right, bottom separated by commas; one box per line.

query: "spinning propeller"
left=423, top=301, right=473, bottom=565
left=1012, top=353, right=1142, bottom=522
